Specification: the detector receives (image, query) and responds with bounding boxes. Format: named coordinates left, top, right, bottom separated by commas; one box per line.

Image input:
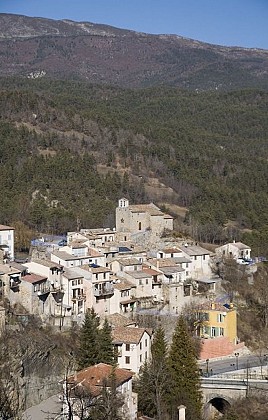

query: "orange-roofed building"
left=65, top=363, right=137, bottom=419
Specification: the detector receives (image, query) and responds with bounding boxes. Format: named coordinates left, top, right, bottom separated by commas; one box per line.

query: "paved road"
left=22, top=395, right=62, bottom=420
left=198, top=354, right=268, bottom=377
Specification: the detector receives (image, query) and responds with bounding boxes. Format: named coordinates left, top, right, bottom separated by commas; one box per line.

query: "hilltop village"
left=0, top=198, right=259, bottom=419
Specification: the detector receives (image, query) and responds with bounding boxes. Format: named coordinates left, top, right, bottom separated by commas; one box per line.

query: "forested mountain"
left=0, top=77, right=268, bottom=255
left=0, top=14, right=267, bottom=255
left=0, top=13, right=268, bottom=90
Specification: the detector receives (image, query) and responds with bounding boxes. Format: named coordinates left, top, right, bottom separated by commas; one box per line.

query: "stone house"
left=215, top=241, right=251, bottom=260
left=116, top=198, right=173, bottom=241
left=61, top=264, right=115, bottom=320
left=8, top=270, right=50, bottom=317
left=67, top=228, right=116, bottom=248
left=109, top=257, right=143, bottom=275
left=23, top=260, right=65, bottom=321
left=109, top=276, right=137, bottom=315
left=50, top=245, right=104, bottom=268
left=180, top=244, right=212, bottom=279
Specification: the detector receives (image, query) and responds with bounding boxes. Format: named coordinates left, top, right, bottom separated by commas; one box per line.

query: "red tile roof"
left=112, top=326, right=151, bottom=344
left=67, top=363, right=133, bottom=397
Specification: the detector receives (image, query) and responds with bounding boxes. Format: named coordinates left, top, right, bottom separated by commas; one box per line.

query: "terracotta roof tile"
left=67, top=363, right=133, bottom=397
left=112, top=326, right=151, bottom=344
left=22, top=273, right=47, bottom=284
left=106, top=313, right=136, bottom=328
left=113, top=278, right=136, bottom=291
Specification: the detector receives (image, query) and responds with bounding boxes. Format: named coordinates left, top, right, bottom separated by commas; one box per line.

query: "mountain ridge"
left=0, top=13, right=267, bottom=90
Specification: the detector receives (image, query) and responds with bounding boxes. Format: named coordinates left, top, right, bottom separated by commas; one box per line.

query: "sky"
left=1, top=0, right=267, bottom=49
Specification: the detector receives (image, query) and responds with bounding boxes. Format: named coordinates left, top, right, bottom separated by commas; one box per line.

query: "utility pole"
left=246, top=360, right=249, bottom=398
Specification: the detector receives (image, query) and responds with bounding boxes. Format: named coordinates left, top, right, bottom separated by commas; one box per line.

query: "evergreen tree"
left=90, top=370, right=125, bottom=420
left=136, top=326, right=169, bottom=419
left=150, top=326, right=169, bottom=420
left=136, top=361, right=155, bottom=418
left=78, top=308, right=100, bottom=369
left=98, top=318, right=115, bottom=365
left=167, top=316, right=202, bottom=420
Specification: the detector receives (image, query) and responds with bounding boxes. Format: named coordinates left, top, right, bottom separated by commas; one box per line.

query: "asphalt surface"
left=199, top=354, right=268, bottom=377
left=22, top=395, right=62, bottom=420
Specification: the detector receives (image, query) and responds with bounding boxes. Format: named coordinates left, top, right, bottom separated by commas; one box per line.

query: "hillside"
left=0, top=77, right=268, bottom=255
left=0, top=13, right=268, bottom=90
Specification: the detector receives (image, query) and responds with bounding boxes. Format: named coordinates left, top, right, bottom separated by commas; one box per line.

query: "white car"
left=236, top=258, right=249, bottom=265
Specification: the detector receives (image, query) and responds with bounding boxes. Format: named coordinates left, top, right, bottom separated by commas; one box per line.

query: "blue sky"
left=1, top=0, right=267, bottom=49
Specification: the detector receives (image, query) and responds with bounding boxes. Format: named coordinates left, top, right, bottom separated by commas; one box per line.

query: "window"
left=125, top=356, right=130, bottom=364
left=126, top=344, right=130, bottom=351
left=8, top=234, right=11, bottom=241
left=140, top=342, right=142, bottom=350
left=145, top=339, right=148, bottom=347
left=217, top=313, right=224, bottom=323
left=103, top=272, right=106, bottom=279
left=138, top=222, right=141, bottom=231
left=146, top=278, right=148, bottom=285
left=211, top=327, right=216, bottom=337
left=220, top=327, right=224, bottom=336
left=139, top=279, right=142, bottom=286
left=194, top=256, right=197, bottom=260
left=145, top=351, right=148, bottom=360
left=140, top=354, right=142, bottom=363
left=185, top=263, right=188, bottom=268
left=203, top=255, right=206, bottom=260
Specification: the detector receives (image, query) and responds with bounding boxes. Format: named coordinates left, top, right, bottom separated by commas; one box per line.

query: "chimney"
left=178, top=405, right=186, bottom=420
left=211, top=302, right=216, bottom=310
left=156, top=260, right=160, bottom=270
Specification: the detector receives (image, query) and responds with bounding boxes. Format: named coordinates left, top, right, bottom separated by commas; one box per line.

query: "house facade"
left=215, top=241, right=251, bottom=260
left=0, top=224, right=14, bottom=261
left=112, top=327, right=152, bottom=374
left=197, top=302, right=237, bottom=344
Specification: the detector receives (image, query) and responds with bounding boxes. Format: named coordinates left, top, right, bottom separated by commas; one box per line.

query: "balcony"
left=71, top=293, right=86, bottom=302
left=50, top=284, right=63, bottom=294
left=94, top=285, right=114, bottom=297
left=37, top=287, right=50, bottom=297
left=9, top=279, right=20, bottom=291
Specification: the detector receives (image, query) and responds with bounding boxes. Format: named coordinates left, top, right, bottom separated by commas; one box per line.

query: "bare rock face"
left=0, top=325, right=76, bottom=415
left=0, top=13, right=268, bottom=90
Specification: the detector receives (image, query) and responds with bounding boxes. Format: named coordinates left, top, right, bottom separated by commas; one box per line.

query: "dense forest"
left=0, top=77, right=267, bottom=255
